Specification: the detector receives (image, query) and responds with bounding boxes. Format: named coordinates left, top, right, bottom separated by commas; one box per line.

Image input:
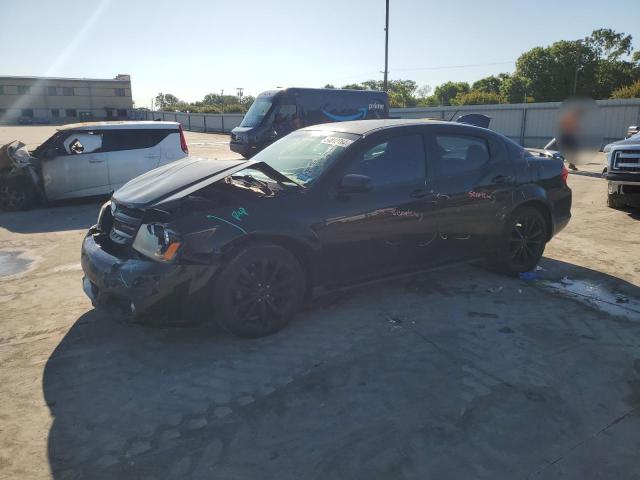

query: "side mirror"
left=338, top=174, right=372, bottom=194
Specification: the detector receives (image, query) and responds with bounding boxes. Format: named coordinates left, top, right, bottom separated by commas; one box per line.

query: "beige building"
left=0, top=74, right=133, bottom=124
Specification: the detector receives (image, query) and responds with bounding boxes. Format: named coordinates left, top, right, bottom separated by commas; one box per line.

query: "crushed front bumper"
left=81, top=233, right=218, bottom=320
left=605, top=172, right=640, bottom=207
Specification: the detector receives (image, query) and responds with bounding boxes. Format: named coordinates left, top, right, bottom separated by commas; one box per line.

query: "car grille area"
left=109, top=203, right=145, bottom=245
left=613, top=150, right=640, bottom=172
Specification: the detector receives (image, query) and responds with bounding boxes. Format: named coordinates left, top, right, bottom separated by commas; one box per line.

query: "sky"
left=1, top=0, right=639, bottom=107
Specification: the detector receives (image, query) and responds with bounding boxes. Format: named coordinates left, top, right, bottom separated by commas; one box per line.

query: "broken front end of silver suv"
left=0, top=141, right=44, bottom=211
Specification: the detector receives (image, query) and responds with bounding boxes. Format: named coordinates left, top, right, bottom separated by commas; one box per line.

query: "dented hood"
left=112, top=157, right=250, bottom=208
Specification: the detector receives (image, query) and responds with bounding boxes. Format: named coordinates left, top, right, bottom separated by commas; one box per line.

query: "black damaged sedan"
left=81, top=119, right=571, bottom=337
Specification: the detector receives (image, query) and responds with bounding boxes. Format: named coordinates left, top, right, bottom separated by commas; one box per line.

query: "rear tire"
left=607, top=192, right=626, bottom=209
left=213, top=243, right=305, bottom=337
left=490, top=206, right=548, bottom=276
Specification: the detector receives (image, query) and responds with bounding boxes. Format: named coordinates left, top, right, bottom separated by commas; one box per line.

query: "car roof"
left=300, top=118, right=468, bottom=135
left=57, top=121, right=180, bottom=131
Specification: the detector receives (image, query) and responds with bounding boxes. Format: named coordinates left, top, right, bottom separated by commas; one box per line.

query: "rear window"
left=102, top=129, right=176, bottom=152
left=434, top=134, right=490, bottom=177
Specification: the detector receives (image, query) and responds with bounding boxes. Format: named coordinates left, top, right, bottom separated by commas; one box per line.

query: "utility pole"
left=383, top=0, right=389, bottom=92
left=573, top=40, right=582, bottom=95
left=221, top=89, right=224, bottom=114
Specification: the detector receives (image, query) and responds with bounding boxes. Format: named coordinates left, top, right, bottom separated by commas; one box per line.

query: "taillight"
left=561, top=164, right=569, bottom=185
left=178, top=125, right=189, bottom=154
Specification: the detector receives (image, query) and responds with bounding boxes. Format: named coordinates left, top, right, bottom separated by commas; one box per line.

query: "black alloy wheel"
left=214, top=244, right=305, bottom=337
left=506, top=207, right=547, bottom=273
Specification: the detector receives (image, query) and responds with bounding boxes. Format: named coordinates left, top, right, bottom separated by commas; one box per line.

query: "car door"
left=41, top=131, right=110, bottom=200
left=428, top=127, right=515, bottom=258
left=104, top=129, right=166, bottom=191
left=314, top=129, right=441, bottom=286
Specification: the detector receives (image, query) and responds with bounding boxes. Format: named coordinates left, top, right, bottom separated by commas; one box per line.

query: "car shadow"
left=0, top=197, right=104, bottom=234
left=42, top=257, right=640, bottom=478
left=568, top=170, right=604, bottom=179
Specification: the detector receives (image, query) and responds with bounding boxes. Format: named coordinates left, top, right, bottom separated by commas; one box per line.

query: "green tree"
left=500, top=75, right=529, bottom=103
left=451, top=91, right=503, bottom=105
left=512, top=29, right=638, bottom=101
left=433, top=81, right=470, bottom=105
left=610, top=80, right=640, bottom=98
left=324, top=84, right=335, bottom=89
left=154, top=92, right=166, bottom=110
left=472, top=74, right=508, bottom=94
left=341, top=83, right=364, bottom=90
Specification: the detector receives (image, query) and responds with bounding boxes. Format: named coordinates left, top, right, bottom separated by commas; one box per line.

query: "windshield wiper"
left=230, top=174, right=274, bottom=193
left=248, top=162, right=305, bottom=189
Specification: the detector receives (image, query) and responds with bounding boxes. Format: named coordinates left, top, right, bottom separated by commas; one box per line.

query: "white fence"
left=134, top=110, right=244, bottom=133
left=136, top=98, right=640, bottom=147
left=391, top=98, right=640, bottom=148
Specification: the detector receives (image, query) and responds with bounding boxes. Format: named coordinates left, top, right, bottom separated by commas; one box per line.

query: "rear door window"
left=102, top=129, right=175, bottom=152
left=434, top=134, right=490, bottom=178
left=346, top=134, right=426, bottom=188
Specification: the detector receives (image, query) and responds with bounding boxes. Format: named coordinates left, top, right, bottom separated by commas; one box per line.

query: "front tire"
left=0, top=179, right=37, bottom=211
left=491, top=206, right=548, bottom=275
left=607, top=192, right=626, bottom=209
left=213, top=243, right=305, bottom=337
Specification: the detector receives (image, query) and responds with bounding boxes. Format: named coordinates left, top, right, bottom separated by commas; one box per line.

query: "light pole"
left=573, top=40, right=582, bottom=95
left=383, top=0, right=389, bottom=92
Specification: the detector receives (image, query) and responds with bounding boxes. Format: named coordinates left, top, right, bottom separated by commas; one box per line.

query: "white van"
left=0, top=121, right=189, bottom=210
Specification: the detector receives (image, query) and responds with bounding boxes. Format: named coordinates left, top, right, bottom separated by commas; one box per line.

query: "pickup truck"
left=603, top=133, right=640, bottom=209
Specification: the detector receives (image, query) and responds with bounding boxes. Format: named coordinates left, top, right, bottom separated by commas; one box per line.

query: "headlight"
left=96, top=200, right=111, bottom=226
left=132, top=223, right=182, bottom=262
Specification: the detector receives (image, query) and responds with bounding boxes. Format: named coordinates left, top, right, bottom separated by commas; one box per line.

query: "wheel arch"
left=220, top=233, right=316, bottom=296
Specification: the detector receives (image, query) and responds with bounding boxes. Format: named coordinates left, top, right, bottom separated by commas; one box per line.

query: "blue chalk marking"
left=232, top=207, right=248, bottom=222
left=206, top=215, right=247, bottom=234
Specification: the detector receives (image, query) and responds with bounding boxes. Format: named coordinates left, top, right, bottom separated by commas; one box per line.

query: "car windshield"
left=239, top=97, right=273, bottom=127
left=247, top=130, right=359, bottom=186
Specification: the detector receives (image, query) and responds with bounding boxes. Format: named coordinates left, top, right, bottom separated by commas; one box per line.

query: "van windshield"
left=248, top=130, right=359, bottom=186
left=240, top=98, right=273, bottom=127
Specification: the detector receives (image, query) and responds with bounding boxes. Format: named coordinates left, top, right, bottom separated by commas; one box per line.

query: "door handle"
left=410, top=190, right=433, bottom=199
left=492, top=175, right=513, bottom=184
left=144, top=154, right=160, bottom=159
left=88, top=158, right=104, bottom=163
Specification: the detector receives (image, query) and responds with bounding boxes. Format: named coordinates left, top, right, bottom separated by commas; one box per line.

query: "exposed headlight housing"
left=132, top=223, right=182, bottom=262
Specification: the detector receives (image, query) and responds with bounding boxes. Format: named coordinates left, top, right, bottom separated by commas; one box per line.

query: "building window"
left=21, top=109, right=34, bottom=118
left=106, top=108, right=114, bottom=119
left=117, top=109, right=127, bottom=117
left=51, top=109, right=60, bottom=118
left=18, top=86, right=31, bottom=94
left=115, top=88, right=126, bottom=97
left=66, top=109, right=77, bottom=118
left=48, top=86, right=58, bottom=96
left=0, top=86, right=4, bottom=95
left=63, top=87, right=74, bottom=96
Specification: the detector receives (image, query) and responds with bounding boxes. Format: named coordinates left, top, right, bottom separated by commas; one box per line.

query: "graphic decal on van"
left=321, top=107, right=368, bottom=122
